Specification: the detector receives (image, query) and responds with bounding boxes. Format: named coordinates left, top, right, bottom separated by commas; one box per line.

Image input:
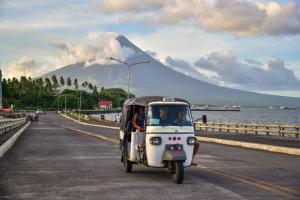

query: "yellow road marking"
left=197, top=166, right=299, bottom=199
left=62, top=126, right=119, bottom=144
left=60, top=113, right=119, bottom=130
left=60, top=121, right=299, bottom=199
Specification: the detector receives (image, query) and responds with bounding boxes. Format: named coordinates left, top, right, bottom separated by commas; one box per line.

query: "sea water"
left=192, top=108, right=300, bottom=125
left=91, top=108, right=300, bottom=125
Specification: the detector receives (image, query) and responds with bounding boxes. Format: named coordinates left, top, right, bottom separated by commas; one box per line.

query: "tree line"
left=2, top=74, right=132, bottom=110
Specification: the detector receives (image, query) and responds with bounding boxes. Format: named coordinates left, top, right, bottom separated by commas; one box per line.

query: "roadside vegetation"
left=2, top=75, right=132, bottom=110
left=66, top=111, right=91, bottom=122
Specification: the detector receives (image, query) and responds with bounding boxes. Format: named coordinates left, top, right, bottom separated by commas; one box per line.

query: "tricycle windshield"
left=147, top=104, right=193, bottom=126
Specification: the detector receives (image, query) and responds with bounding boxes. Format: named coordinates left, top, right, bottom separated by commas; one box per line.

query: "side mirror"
left=202, top=115, right=207, bottom=124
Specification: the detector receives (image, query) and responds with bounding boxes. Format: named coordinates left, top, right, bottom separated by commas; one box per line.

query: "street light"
left=57, top=95, right=60, bottom=111
left=61, top=94, right=80, bottom=117
left=79, top=90, right=82, bottom=121
left=110, top=57, right=150, bottom=99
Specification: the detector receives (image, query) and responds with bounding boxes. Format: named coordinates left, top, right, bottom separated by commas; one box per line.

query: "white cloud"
left=51, top=32, right=136, bottom=66
left=255, top=1, right=300, bottom=35
left=100, top=0, right=165, bottom=13
left=194, top=51, right=300, bottom=90
left=0, top=1, right=119, bottom=32
left=3, top=56, right=44, bottom=79
left=100, top=0, right=300, bottom=36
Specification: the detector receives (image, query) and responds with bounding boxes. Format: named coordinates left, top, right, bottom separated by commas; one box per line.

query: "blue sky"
left=0, top=0, right=300, bottom=97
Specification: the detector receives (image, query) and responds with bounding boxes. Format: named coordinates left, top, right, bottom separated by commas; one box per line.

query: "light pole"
left=110, top=57, right=150, bottom=99
left=63, top=93, right=80, bottom=119
left=57, top=95, right=59, bottom=111
left=79, top=90, right=81, bottom=121
left=64, top=95, right=67, bottom=116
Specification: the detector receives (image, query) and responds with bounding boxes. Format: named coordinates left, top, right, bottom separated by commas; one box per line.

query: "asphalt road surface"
left=0, top=113, right=300, bottom=200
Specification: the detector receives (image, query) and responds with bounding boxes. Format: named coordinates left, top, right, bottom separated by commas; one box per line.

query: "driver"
left=159, top=107, right=168, bottom=126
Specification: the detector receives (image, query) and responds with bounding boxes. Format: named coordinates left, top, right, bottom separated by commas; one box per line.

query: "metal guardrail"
left=195, top=122, right=300, bottom=138
left=0, top=118, right=27, bottom=136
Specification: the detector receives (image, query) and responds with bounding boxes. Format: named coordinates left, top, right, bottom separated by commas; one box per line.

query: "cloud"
left=100, top=0, right=165, bottom=13
left=194, top=51, right=300, bottom=90
left=0, top=0, right=119, bottom=32
left=255, top=1, right=300, bottom=35
left=51, top=32, right=136, bottom=66
left=3, top=56, right=44, bottom=79
left=145, top=50, right=158, bottom=58
left=100, top=0, right=300, bottom=36
left=245, top=58, right=263, bottom=66
left=164, top=56, right=219, bottom=85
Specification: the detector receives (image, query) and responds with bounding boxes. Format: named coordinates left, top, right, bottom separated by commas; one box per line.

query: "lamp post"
left=62, top=93, right=80, bottom=118
left=57, top=95, right=59, bottom=111
left=79, top=90, right=81, bottom=121
left=64, top=95, right=67, bottom=116
left=110, top=57, right=150, bottom=99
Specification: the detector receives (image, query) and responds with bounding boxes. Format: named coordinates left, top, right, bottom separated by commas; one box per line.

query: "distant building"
left=97, top=100, right=112, bottom=110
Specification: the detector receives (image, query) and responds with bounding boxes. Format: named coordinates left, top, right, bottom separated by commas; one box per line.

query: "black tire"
left=173, top=161, right=184, bottom=184
left=123, top=151, right=132, bottom=173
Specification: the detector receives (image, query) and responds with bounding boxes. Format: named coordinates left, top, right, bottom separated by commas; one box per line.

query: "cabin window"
left=147, top=104, right=192, bottom=126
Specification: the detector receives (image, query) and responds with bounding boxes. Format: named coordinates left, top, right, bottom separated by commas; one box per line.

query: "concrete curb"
left=196, top=136, right=300, bottom=156
left=0, top=122, right=30, bottom=158
left=60, top=114, right=119, bottom=130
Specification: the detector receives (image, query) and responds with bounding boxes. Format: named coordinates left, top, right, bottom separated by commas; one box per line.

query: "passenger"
left=174, top=111, right=189, bottom=126
left=133, top=107, right=145, bottom=132
left=159, top=107, right=168, bottom=126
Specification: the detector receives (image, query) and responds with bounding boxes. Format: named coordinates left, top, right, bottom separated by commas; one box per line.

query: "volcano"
left=41, top=35, right=300, bottom=106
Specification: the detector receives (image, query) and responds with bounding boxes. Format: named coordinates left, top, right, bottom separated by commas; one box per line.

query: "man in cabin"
left=159, top=107, right=168, bottom=126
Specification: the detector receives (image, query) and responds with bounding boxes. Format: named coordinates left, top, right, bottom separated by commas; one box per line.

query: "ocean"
left=92, top=108, right=299, bottom=125
left=192, top=108, right=300, bottom=125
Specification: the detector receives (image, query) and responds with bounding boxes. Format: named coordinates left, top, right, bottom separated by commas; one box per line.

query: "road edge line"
left=197, top=136, right=300, bottom=156
left=63, top=126, right=119, bottom=144
left=59, top=114, right=119, bottom=130
left=0, top=122, right=31, bottom=158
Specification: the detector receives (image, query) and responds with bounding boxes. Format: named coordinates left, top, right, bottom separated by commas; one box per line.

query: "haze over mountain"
left=41, top=36, right=300, bottom=107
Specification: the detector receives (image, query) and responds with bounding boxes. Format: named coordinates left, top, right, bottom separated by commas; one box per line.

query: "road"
left=0, top=112, right=300, bottom=199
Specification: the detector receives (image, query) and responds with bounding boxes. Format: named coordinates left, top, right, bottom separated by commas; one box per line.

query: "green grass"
left=66, top=112, right=91, bottom=122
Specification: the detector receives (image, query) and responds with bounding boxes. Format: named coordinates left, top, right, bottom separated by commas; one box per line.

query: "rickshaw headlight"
left=187, top=137, right=196, bottom=145
left=150, top=137, right=162, bottom=145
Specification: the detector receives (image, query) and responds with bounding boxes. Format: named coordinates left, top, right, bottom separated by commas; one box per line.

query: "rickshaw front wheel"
left=173, top=161, right=184, bottom=184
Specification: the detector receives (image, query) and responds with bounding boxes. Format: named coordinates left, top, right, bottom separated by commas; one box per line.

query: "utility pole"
left=110, top=57, right=150, bottom=99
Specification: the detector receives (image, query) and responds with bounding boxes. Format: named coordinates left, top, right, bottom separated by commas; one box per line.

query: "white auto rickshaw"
left=119, top=96, right=197, bottom=183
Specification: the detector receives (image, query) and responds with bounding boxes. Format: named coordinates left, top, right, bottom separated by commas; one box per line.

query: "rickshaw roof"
left=123, top=96, right=190, bottom=107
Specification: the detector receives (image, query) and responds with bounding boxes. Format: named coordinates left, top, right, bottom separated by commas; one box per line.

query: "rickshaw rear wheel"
left=123, top=151, right=132, bottom=173
left=173, top=161, right=184, bottom=184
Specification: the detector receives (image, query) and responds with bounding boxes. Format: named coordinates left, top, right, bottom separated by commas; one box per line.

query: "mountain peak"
left=116, top=35, right=133, bottom=47
left=116, top=35, right=143, bottom=55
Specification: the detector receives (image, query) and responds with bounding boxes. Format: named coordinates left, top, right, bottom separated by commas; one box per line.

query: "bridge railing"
left=0, top=118, right=27, bottom=136
left=194, top=122, right=300, bottom=138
